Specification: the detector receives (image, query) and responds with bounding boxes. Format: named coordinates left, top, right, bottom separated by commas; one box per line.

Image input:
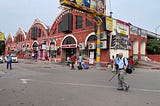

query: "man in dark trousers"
left=6, top=53, right=12, bottom=70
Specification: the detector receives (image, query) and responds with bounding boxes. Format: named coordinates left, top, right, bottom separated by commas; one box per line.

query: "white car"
left=11, top=55, right=18, bottom=63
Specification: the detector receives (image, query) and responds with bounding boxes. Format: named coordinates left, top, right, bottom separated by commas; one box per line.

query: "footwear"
left=117, top=88, right=124, bottom=91
left=125, top=85, right=130, bottom=91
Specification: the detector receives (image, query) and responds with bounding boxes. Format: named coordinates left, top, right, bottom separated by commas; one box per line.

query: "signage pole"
left=94, top=16, right=102, bottom=67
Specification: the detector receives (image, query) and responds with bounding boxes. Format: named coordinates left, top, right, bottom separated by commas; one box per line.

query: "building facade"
left=5, top=9, right=149, bottom=66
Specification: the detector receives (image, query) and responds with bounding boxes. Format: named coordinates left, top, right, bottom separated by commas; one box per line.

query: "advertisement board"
left=116, top=20, right=129, bottom=36
left=141, top=29, right=147, bottom=38
left=114, top=20, right=130, bottom=50
left=130, top=25, right=138, bottom=35
left=106, top=16, right=113, bottom=31
left=0, top=32, right=5, bottom=41
left=60, top=0, right=106, bottom=17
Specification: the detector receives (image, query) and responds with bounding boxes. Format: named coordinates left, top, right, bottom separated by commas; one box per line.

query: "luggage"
left=77, top=65, right=83, bottom=70
left=82, top=63, right=89, bottom=69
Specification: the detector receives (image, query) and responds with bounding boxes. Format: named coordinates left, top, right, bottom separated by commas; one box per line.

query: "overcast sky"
left=0, top=0, right=160, bottom=37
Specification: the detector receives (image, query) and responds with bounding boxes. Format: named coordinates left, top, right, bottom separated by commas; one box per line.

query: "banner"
left=60, top=0, right=106, bottom=16
left=106, top=16, right=113, bottom=31
left=0, top=32, right=5, bottom=41
left=116, top=20, right=129, bottom=36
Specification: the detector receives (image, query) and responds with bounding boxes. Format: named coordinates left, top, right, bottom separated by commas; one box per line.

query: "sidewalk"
left=136, top=60, right=160, bottom=70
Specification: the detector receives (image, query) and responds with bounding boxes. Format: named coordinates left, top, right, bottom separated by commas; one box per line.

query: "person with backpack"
left=115, top=53, right=130, bottom=91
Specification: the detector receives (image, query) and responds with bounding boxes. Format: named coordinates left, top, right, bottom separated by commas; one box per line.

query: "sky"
left=0, top=0, right=160, bottom=38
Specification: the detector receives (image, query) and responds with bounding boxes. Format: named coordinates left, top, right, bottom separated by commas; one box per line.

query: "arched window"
left=87, top=35, right=97, bottom=41
left=62, top=36, right=76, bottom=45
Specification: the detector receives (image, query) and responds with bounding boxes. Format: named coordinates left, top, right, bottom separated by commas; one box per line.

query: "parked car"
left=11, top=55, right=18, bottom=63
left=0, top=55, right=4, bottom=63
left=5, top=54, right=18, bottom=63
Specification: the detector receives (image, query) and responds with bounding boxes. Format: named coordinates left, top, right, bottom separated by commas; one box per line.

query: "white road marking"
left=34, top=80, right=160, bottom=93
left=20, top=79, right=30, bottom=84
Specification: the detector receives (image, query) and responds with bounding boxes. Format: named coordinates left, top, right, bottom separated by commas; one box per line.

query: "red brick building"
left=5, top=9, right=149, bottom=66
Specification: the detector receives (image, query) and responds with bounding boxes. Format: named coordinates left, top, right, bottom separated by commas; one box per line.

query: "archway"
left=61, top=35, right=77, bottom=62
left=32, top=41, right=39, bottom=59
left=87, top=35, right=97, bottom=59
left=140, top=40, right=146, bottom=60
left=132, top=39, right=139, bottom=60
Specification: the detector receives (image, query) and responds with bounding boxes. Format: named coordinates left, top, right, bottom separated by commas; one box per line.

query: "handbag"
left=126, top=67, right=132, bottom=74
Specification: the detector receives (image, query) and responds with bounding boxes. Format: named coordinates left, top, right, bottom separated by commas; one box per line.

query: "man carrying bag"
left=115, top=53, right=130, bottom=91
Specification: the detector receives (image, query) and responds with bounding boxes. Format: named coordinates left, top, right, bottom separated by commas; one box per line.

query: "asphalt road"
left=0, top=60, right=160, bottom=106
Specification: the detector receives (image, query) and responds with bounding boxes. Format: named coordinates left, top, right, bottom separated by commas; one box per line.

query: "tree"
left=147, top=39, right=160, bottom=54
left=0, top=41, right=5, bottom=55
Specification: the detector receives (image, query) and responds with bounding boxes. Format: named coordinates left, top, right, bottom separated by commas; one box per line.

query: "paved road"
left=0, top=60, right=160, bottom=106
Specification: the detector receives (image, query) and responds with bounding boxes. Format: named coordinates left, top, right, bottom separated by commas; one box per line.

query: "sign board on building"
left=42, top=45, right=46, bottom=50
left=130, top=25, right=138, bottom=35
left=62, top=44, right=77, bottom=48
left=114, top=20, right=130, bottom=50
left=106, top=16, right=113, bottom=31
left=141, top=29, right=147, bottom=38
left=60, top=0, right=106, bottom=17
left=0, top=32, right=5, bottom=41
left=116, top=20, right=129, bottom=35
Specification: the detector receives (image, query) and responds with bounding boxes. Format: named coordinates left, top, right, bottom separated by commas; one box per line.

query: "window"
left=76, top=16, right=83, bottom=29
left=58, top=22, right=63, bottom=33
left=38, top=28, right=41, bottom=38
left=86, top=19, right=93, bottom=27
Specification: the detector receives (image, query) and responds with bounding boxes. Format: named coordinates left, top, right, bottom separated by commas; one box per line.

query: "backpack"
left=123, top=58, right=132, bottom=74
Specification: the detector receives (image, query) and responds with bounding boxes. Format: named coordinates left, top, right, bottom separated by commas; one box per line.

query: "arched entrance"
left=61, top=35, right=77, bottom=62
left=49, top=41, right=57, bottom=59
left=132, top=39, right=139, bottom=60
left=87, top=35, right=97, bottom=60
left=140, top=40, right=146, bottom=60
left=32, top=41, right=39, bottom=59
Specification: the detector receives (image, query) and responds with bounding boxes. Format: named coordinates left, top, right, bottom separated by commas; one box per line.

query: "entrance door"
left=62, top=48, right=76, bottom=62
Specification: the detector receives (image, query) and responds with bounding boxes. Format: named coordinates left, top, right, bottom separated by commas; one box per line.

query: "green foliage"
left=147, top=39, right=160, bottom=54
left=0, top=41, right=5, bottom=55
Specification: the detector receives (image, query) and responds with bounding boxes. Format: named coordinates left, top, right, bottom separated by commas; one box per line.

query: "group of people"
left=67, top=52, right=132, bottom=91
left=110, top=53, right=135, bottom=91
left=67, top=54, right=83, bottom=70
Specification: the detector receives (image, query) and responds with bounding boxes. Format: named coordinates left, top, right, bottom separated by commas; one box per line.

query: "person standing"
left=6, top=54, right=12, bottom=70
left=78, top=54, right=83, bottom=70
left=114, top=54, right=119, bottom=71
left=66, top=56, right=71, bottom=66
left=111, top=55, right=115, bottom=72
left=70, top=54, right=76, bottom=70
left=115, top=53, right=130, bottom=91
left=129, top=56, right=135, bottom=70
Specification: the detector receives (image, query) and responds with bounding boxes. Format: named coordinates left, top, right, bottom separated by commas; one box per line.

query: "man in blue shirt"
left=6, top=54, right=12, bottom=70
left=115, top=53, right=129, bottom=91
left=78, top=54, right=83, bottom=70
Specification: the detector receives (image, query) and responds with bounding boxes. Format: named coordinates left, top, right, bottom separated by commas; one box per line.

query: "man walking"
left=115, top=53, right=129, bottom=91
